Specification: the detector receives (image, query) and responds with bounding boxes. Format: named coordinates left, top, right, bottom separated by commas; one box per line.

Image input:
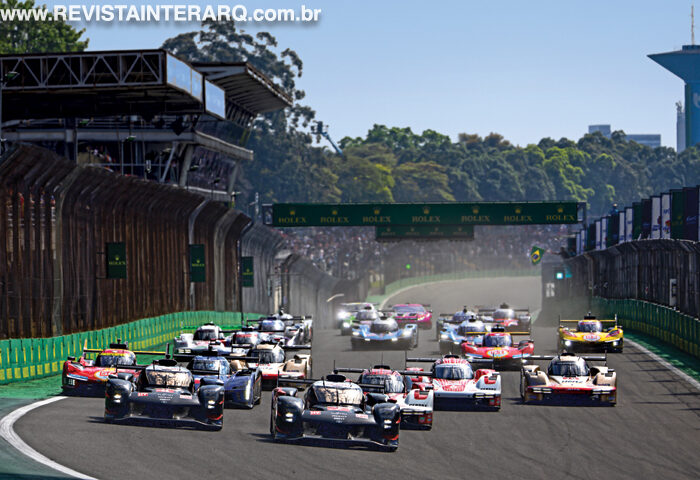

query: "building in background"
left=677, top=101, right=686, bottom=152
left=587, top=124, right=661, bottom=148
left=650, top=44, right=700, bottom=151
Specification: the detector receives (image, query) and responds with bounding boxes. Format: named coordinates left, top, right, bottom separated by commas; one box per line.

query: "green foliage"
left=162, top=25, right=698, bottom=216
left=0, top=0, right=88, bottom=53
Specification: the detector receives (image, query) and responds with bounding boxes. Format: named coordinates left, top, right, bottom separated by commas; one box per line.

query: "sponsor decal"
left=584, top=334, right=600, bottom=341
left=137, top=392, right=148, bottom=397
left=327, top=406, right=352, bottom=411
left=95, top=368, right=116, bottom=380
left=180, top=394, right=192, bottom=399
left=310, top=411, right=321, bottom=415
left=356, top=414, right=369, bottom=419
left=488, top=348, right=509, bottom=359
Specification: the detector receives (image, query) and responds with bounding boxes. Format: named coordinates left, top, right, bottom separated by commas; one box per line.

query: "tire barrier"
left=592, top=297, right=700, bottom=358
left=0, top=311, right=262, bottom=385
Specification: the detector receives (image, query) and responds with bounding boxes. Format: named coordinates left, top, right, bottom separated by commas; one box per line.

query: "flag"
left=530, top=246, right=544, bottom=265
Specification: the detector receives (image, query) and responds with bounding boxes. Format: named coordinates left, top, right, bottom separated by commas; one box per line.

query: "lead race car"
left=104, top=356, right=226, bottom=430
left=62, top=340, right=166, bottom=396
left=406, top=354, right=501, bottom=410
left=269, top=374, right=401, bottom=451
left=178, top=347, right=262, bottom=409
left=391, top=303, right=433, bottom=329
left=351, top=314, right=418, bottom=350
left=520, top=352, right=617, bottom=405
left=460, top=325, right=534, bottom=370
left=558, top=314, right=623, bottom=353
left=334, top=364, right=434, bottom=429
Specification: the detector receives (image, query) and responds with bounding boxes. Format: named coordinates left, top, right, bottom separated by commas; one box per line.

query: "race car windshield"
left=251, top=350, right=285, bottom=364
left=95, top=353, right=136, bottom=367
left=345, top=304, right=368, bottom=313
left=370, top=321, right=398, bottom=333
left=313, top=386, right=363, bottom=406
left=193, top=329, right=218, bottom=341
left=260, top=320, right=285, bottom=332
left=483, top=335, right=512, bottom=347
left=145, top=369, right=192, bottom=388
left=192, top=359, right=225, bottom=372
left=434, top=364, right=473, bottom=380
left=394, top=305, right=424, bottom=314
left=577, top=321, right=603, bottom=332
left=549, top=360, right=589, bottom=377
left=360, top=374, right=404, bottom=393
left=356, top=311, right=378, bottom=321
left=233, top=334, right=256, bottom=345
left=493, top=309, right=516, bottom=320
left=459, top=323, right=484, bottom=334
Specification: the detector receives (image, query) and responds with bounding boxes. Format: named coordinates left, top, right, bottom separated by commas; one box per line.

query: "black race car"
left=104, top=357, right=225, bottom=430
left=270, top=374, right=401, bottom=451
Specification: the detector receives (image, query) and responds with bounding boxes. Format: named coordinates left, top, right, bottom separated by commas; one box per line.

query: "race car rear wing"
left=275, top=375, right=386, bottom=392
left=81, top=339, right=167, bottom=357
left=528, top=354, right=608, bottom=364
left=405, top=355, right=495, bottom=368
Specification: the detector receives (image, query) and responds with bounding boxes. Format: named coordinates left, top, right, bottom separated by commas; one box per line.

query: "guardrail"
left=592, top=297, right=700, bottom=358
left=0, top=311, right=261, bottom=385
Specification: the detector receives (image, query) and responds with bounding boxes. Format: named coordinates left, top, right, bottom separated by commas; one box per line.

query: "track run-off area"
left=8, top=276, right=700, bottom=480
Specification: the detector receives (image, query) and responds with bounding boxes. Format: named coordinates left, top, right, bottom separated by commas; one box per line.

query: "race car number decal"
left=584, top=334, right=600, bottom=341
left=488, top=348, right=509, bottom=358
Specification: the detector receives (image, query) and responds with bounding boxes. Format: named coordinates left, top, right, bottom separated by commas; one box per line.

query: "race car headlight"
left=112, top=393, right=122, bottom=402
left=243, top=388, right=250, bottom=401
left=565, top=341, right=572, bottom=347
left=207, top=399, right=216, bottom=409
left=453, top=341, right=460, bottom=345
left=338, top=311, right=349, bottom=320
left=391, top=337, right=399, bottom=342
left=440, top=334, right=448, bottom=340
left=285, top=412, right=295, bottom=422
left=402, top=329, right=412, bottom=336
left=343, top=322, right=351, bottom=328
left=352, top=331, right=360, bottom=336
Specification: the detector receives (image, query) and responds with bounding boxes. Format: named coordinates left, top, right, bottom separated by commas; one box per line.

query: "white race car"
left=173, top=323, right=235, bottom=360
left=407, top=355, right=501, bottom=410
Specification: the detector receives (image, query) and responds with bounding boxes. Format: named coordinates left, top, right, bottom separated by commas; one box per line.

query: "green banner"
left=267, top=202, right=580, bottom=227
left=632, top=202, right=642, bottom=240
left=106, top=242, right=127, bottom=279
left=375, top=224, right=474, bottom=241
left=241, top=256, right=254, bottom=287
left=189, top=244, right=206, bottom=283
left=671, top=189, right=685, bottom=239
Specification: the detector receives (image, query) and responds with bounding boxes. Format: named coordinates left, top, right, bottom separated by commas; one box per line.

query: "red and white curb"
left=0, top=396, right=97, bottom=479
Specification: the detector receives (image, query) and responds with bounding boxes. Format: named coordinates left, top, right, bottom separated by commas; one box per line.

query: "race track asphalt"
left=13, top=277, right=700, bottom=480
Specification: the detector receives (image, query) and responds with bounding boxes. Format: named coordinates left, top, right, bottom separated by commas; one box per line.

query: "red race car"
left=391, top=304, right=433, bottom=329
left=62, top=340, right=165, bottom=396
left=460, top=325, right=534, bottom=370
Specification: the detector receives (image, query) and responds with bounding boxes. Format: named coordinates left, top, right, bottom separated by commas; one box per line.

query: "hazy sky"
left=51, top=0, right=694, bottom=148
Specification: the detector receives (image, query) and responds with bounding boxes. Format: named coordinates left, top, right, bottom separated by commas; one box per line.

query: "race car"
left=104, top=357, right=225, bottom=430
left=180, top=348, right=262, bottom=409
left=266, top=309, right=313, bottom=343
left=173, top=323, right=237, bottom=359
left=247, top=341, right=312, bottom=389
left=391, top=304, right=433, bottom=329
left=334, top=364, right=434, bottom=429
left=229, top=329, right=261, bottom=351
left=62, top=340, right=166, bottom=396
left=438, top=315, right=490, bottom=354
left=269, top=374, right=401, bottom=451
left=406, top=355, right=501, bottom=410
left=460, top=325, right=534, bottom=370
left=338, top=302, right=376, bottom=334
left=246, top=317, right=305, bottom=346
left=435, top=307, right=479, bottom=341
left=558, top=314, right=623, bottom=353
left=351, top=315, right=418, bottom=350
left=520, top=352, right=617, bottom=405
left=478, top=304, right=532, bottom=332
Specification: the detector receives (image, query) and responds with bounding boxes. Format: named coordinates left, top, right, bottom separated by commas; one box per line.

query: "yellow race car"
left=558, top=314, right=623, bottom=353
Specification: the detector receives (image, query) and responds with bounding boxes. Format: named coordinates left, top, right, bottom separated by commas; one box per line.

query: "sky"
left=48, top=0, right=696, bottom=148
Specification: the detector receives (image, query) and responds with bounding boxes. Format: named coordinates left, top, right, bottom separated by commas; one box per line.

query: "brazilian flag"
left=530, top=246, right=544, bottom=265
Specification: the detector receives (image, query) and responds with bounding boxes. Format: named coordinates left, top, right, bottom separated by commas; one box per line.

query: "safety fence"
left=591, top=297, right=700, bottom=358
left=241, top=223, right=286, bottom=316
left=565, top=240, right=700, bottom=318
left=0, top=311, right=262, bottom=385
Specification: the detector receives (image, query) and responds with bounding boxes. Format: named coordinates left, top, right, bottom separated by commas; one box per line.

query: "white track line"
left=626, top=338, right=700, bottom=392
left=0, top=396, right=98, bottom=480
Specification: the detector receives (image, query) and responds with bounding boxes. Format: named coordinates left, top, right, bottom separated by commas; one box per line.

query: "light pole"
left=0, top=71, right=19, bottom=155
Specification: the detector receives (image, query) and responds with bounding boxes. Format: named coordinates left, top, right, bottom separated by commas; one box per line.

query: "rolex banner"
left=189, top=244, right=206, bottom=283
left=106, top=242, right=127, bottom=279
left=241, top=256, right=254, bottom=288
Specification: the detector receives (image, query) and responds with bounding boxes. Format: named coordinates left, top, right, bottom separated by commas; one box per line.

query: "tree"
left=0, top=0, right=88, bottom=53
